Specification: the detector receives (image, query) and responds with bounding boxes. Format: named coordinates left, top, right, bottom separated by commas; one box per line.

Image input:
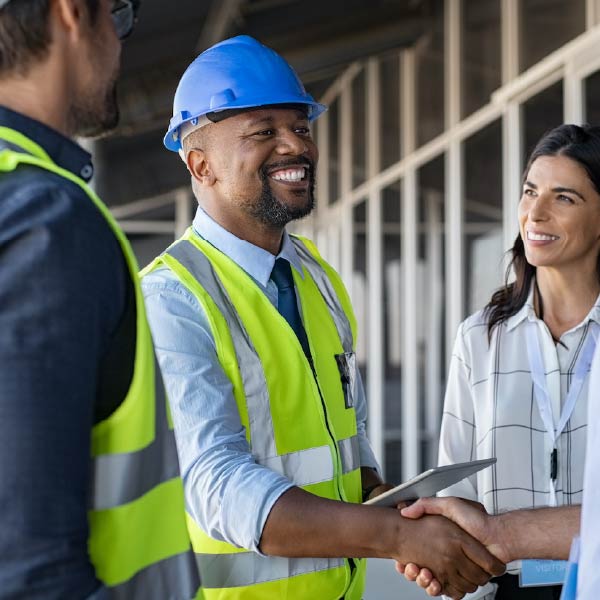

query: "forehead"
left=223, top=107, right=309, bottom=130
left=527, top=155, right=590, bottom=186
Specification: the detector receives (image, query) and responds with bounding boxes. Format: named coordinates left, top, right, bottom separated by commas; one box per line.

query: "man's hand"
left=395, top=512, right=505, bottom=599
left=402, top=497, right=510, bottom=562
left=396, top=497, right=508, bottom=596
left=259, top=487, right=504, bottom=600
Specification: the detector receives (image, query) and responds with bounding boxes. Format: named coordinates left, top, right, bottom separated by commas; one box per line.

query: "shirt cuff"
left=358, top=434, right=381, bottom=473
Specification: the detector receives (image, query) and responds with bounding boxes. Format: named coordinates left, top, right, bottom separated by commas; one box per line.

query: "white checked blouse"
left=438, top=283, right=600, bottom=514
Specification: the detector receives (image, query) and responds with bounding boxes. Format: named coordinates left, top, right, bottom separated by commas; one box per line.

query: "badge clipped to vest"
left=335, top=351, right=357, bottom=409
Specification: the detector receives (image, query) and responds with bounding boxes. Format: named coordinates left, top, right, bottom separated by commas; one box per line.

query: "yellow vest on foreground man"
left=142, top=34, right=505, bottom=600
left=0, top=127, right=200, bottom=600
left=0, top=1, right=198, bottom=598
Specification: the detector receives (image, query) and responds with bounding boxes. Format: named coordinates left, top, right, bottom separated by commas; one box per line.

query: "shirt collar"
left=0, top=106, right=94, bottom=182
left=506, top=278, right=600, bottom=331
left=506, top=282, right=536, bottom=332
left=192, top=206, right=305, bottom=288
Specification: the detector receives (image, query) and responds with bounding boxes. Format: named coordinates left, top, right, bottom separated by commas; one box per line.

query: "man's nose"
left=275, top=130, right=308, bottom=155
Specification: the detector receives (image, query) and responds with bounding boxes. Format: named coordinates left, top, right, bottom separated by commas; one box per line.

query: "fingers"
left=425, top=580, right=443, bottom=596
left=415, top=567, right=434, bottom=587
left=404, top=564, right=441, bottom=596
left=462, top=537, right=505, bottom=579
left=442, top=583, right=467, bottom=600
left=400, top=498, right=445, bottom=519
left=404, top=563, right=420, bottom=581
left=394, top=561, right=405, bottom=575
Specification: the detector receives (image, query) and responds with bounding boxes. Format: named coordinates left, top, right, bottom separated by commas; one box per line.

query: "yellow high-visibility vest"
left=143, top=227, right=366, bottom=600
left=0, top=126, right=202, bottom=600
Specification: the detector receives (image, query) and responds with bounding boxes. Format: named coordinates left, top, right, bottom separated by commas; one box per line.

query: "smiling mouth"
left=527, top=231, right=559, bottom=241
left=269, top=167, right=308, bottom=183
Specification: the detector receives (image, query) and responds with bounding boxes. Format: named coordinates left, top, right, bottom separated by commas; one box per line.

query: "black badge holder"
left=334, top=352, right=357, bottom=409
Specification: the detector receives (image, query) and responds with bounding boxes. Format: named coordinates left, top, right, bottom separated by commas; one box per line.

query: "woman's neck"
left=535, top=267, right=600, bottom=339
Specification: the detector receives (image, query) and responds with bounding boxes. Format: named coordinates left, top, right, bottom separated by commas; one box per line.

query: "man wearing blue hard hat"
left=0, top=1, right=198, bottom=599
left=142, top=35, right=504, bottom=600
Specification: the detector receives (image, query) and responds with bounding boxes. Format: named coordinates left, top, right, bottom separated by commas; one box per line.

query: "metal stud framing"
left=114, top=0, right=600, bottom=479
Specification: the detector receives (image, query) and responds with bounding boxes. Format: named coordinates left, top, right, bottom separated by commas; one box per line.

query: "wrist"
left=490, top=513, right=514, bottom=563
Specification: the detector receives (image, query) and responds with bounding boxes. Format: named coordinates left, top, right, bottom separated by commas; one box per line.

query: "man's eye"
left=255, top=129, right=274, bottom=136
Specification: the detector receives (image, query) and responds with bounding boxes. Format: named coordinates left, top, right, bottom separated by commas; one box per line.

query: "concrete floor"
left=365, top=558, right=430, bottom=599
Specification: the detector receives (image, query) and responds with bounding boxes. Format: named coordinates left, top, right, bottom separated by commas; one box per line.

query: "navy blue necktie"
left=270, top=258, right=311, bottom=360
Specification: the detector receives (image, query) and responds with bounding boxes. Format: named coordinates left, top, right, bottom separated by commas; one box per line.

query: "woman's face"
left=519, top=155, right=600, bottom=273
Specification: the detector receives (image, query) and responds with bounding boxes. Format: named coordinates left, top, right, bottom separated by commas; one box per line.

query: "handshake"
left=383, top=495, right=578, bottom=599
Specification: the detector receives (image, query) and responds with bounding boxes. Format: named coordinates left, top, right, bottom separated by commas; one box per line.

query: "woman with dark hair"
left=434, top=124, right=600, bottom=600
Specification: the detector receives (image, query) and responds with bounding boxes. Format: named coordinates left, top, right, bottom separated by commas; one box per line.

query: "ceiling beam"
left=196, top=0, right=246, bottom=53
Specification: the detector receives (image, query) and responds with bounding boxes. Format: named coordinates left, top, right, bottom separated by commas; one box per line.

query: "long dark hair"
left=484, top=124, right=600, bottom=339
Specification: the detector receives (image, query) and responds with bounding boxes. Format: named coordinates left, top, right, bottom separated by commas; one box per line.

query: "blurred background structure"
left=94, top=2, right=600, bottom=596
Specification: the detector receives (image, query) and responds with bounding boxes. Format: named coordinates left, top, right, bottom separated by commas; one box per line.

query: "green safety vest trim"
left=145, top=228, right=365, bottom=599
left=0, top=128, right=201, bottom=599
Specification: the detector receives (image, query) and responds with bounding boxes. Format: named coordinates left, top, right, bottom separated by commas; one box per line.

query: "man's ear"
left=51, top=0, right=86, bottom=42
left=187, top=148, right=216, bottom=187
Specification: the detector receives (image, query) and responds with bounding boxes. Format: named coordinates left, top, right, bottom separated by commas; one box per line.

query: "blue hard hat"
left=164, top=35, right=326, bottom=152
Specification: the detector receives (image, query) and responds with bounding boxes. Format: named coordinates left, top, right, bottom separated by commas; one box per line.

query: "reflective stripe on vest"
left=197, top=553, right=345, bottom=589
left=338, top=435, right=361, bottom=475
left=163, top=235, right=363, bottom=594
left=166, top=239, right=278, bottom=463
left=166, top=239, right=361, bottom=479
left=90, top=384, right=179, bottom=509
left=109, top=552, right=200, bottom=600
left=0, top=131, right=201, bottom=599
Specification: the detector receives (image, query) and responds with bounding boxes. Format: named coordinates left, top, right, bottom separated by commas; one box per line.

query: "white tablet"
left=363, top=458, right=496, bottom=507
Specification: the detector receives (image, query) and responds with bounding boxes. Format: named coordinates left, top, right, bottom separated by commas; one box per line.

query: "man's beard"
left=248, top=159, right=316, bottom=228
left=70, top=81, right=120, bottom=139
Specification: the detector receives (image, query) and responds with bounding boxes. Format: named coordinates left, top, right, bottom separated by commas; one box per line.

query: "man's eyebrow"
left=244, top=111, right=309, bottom=129
left=524, top=180, right=537, bottom=189
left=245, top=116, right=275, bottom=128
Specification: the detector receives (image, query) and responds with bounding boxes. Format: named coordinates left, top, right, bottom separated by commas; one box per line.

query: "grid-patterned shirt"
left=438, top=284, right=600, bottom=515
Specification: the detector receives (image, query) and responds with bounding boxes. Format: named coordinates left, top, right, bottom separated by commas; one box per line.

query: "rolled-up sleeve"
left=142, top=269, right=294, bottom=554
left=353, top=369, right=381, bottom=472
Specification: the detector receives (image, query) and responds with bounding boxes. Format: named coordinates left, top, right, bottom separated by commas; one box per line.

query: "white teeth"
left=527, top=231, right=559, bottom=241
left=271, top=168, right=306, bottom=182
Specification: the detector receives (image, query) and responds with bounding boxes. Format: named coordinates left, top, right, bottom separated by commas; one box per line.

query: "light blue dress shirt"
left=142, top=206, right=379, bottom=553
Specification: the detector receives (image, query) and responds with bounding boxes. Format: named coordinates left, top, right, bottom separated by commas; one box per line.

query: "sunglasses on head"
left=0, top=0, right=139, bottom=40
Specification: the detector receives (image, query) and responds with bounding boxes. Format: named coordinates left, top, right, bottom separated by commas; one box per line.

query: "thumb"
left=400, top=498, right=440, bottom=519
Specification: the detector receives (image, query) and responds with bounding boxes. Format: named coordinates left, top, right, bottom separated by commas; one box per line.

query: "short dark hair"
left=0, top=0, right=100, bottom=76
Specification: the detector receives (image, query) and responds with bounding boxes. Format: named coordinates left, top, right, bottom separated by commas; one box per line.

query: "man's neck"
left=0, top=62, right=71, bottom=138
left=201, top=201, right=285, bottom=255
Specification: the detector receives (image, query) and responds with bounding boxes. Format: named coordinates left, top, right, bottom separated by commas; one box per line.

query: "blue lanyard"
left=525, top=321, right=597, bottom=505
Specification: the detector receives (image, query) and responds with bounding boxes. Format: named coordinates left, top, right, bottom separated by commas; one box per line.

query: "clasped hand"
left=395, top=497, right=509, bottom=599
